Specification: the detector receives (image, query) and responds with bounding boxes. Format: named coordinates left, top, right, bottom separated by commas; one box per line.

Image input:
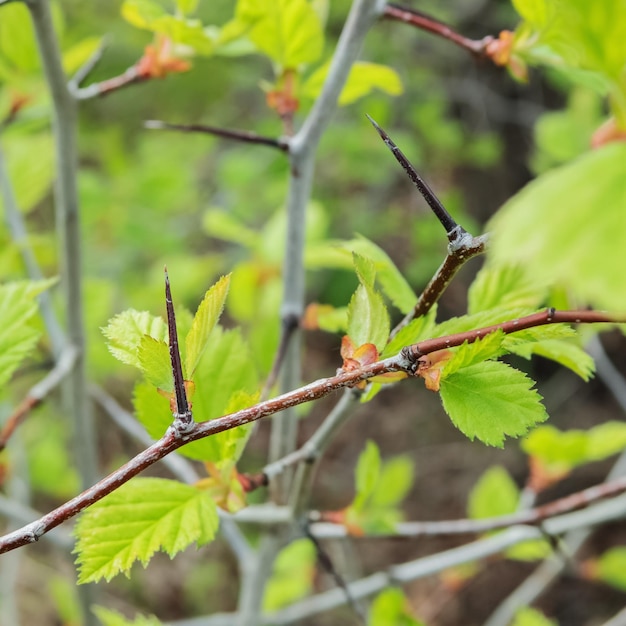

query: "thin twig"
left=0, top=142, right=66, bottom=356
left=383, top=3, right=494, bottom=57
left=0, top=346, right=77, bottom=452
left=67, top=36, right=108, bottom=94
left=0, top=308, right=621, bottom=554
left=144, top=120, right=290, bottom=152
left=311, top=472, right=626, bottom=537
left=72, top=65, right=146, bottom=100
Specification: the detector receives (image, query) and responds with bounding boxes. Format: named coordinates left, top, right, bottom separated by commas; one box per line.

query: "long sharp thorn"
left=165, top=266, right=190, bottom=421
left=366, top=114, right=459, bottom=235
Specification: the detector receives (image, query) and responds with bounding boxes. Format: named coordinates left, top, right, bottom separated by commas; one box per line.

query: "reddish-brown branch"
left=0, top=309, right=622, bottom=554
left=144, top=120, right=290, bottom=152
left=383, top=3, right=494, bottom=57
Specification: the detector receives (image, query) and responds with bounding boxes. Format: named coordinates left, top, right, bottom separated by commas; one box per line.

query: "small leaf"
left=121, top=0, right=166, bottom=29
left=239, top=0, right=324, bottom=68
left=595, top=547, right=626, bottom=591
left=370, top=456, right=414, bottom=509
left=138, top=336, right=172, bottom=391
left=468, top=264, right=547, bottom=315
left=93, top=606, right=164, bottom=626
left=185, top=274, right=230, bottom=377
left=442, top=331, right=506, bottom=378
left=440, top=361, right=548, bottom=447
left=468, top=466, right=519, bottom=519
left=353, top=440, right=381, bottom=510
left=369, top=588, right=424, bottom=626
left=352, top=252, right=377, bottom=290
left=511, top=0, right=550, bottom=27
left=263, top=539, right=316, bottom=611
left=74, top=478, right=219, bottom=583
left=0, top=279, right=56, bottom=388
left=102, top=310, right=167, bottom=369
left=381, top=307, right=438, bottom=359
left=303, top=61, right=404, bottom=106
left=512, top=607, right=558, bottom=626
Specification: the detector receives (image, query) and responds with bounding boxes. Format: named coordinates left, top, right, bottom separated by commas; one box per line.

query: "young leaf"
left=488, top=143, right=626, bottom=311
left=185, top=274, right=230, bottom=377
left=595, top=547, right=626, bottom=592
left=369, top=456, right=414, bottom=509
left=93, top=606, right=163, bottom=626
left=138, top=336, right=172, bottom=391
left=440, top=361, right=548, bottom=447
left=263, top=539, right=316, bottom=611
left=352, top=252, right=377, bottom=290
left=369, top=588, right=424, bottom=626
left=102, top=310, right=167, bottom=369
left=239, top=0, right=324, bottom=69
left=512, top=607, right=558, bottom=626
left=353, top=440, right=381, bottom=511
left=303, top=61, right=404, bottom=106
left=134, top=327, right=258, bottom=463
left=468, top=466, right=519, bottom=519
left=74, top=477, right=218, bottom=583
left=0, top=278, right=56, bottom=388
left=442, top=331, right=506, bottom=378
left=381, top=307, right=438, bottom=359
left=468, top=264, right=547, bottom=315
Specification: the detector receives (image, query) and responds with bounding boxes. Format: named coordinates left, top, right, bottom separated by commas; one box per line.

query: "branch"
left=0, top=308, right=620, bottom=553
left=383, top=3, right=494, bottom=57
left=0, top=346, right=77, bottom=452
left=144, top=120, right=290, bottom=152
left=312, top=472, right=626, bottom=537
left=28, top=0, right=98, bottom=489
left=67, top=36, right=108, bottom=94
left=0, top=141, right=66, bottom=356
left=70, top=65, right=146, bottom=100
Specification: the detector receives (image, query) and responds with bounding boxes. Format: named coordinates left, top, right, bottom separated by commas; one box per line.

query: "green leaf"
left=185, top=274, right=230, bottom=377
left=303, top=61, right=403, bottom=105
left=347, top=257, right=390, bottom=352
left=487, top=143, right=626, bottom=310
left=596, top=547, right=626, bottom=591
left=442, top=331, right=506, bottom=378
left=121, top=0, right=167, bottom=29
left=432, top=307, right=534, bottom=339
left=134, top=327, right=258, bottom=462
left=522, top=422, right=626, bottom=469
left=468, top=264, right=547, bottom=315
left=353, top=440, right=381, bottom=510
left=0, top=279, right=56, bottom=388
left=370, top=456, right=414, bottom=509
left=369, top=588, right=424, bottom=626
left=348, top=236, right=417, bottom=314
left=75, top=478, right=219, bottom=583
left=138, top=336, right=172, bottom=391
left=263, top=539, right=316, bottom=611
left=440, top=361, right=548, bottom=447
left=0, top=133, right=55, bottom=215
left=512, top=607, right=558, bottom=626
left=239, top=0, right=324, bottom=68
left=509, top=338, right=595, bottom=381
left=468, top=466, right=518, bottom=519
left=381, top=307, right=438, bottom=359
left=175, top=0, right=198, bottom=16
left=93, top=606, right=164, bottom=626
left=511, top=0, right=551, bottom=27
left=102, top=310, right=168, bottom=370
left=0, top=4, right=40, bottom=73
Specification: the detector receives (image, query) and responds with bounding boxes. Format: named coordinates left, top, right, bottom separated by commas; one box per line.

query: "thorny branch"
left=0, top=308, right=622, bottom=554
